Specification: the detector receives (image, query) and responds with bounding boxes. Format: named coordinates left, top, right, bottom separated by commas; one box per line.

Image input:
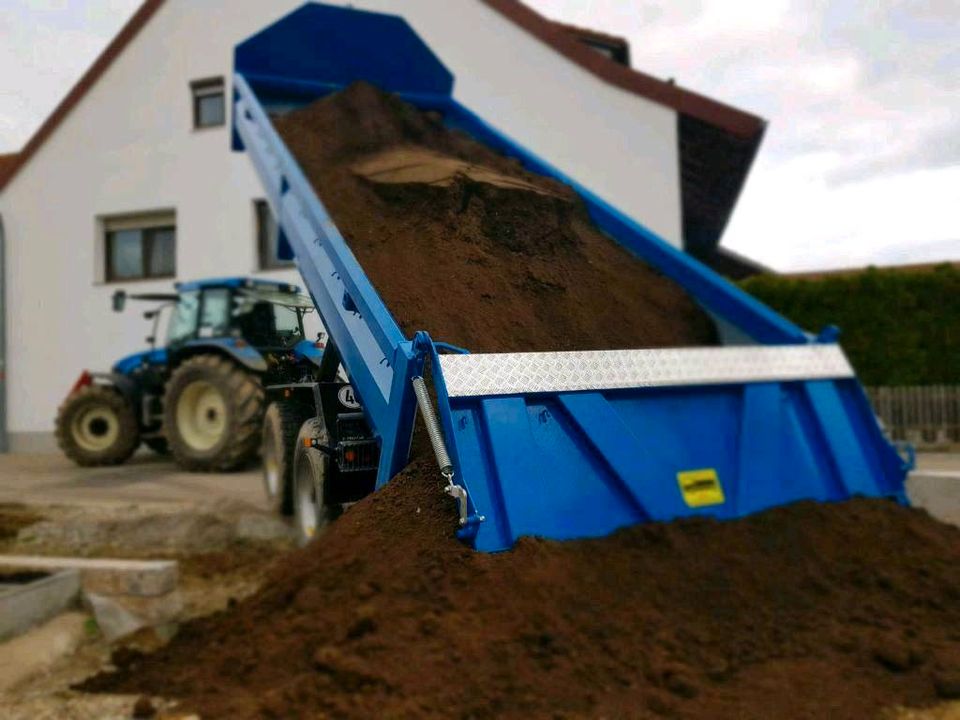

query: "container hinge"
left=411, top=375, right=484, bottom=528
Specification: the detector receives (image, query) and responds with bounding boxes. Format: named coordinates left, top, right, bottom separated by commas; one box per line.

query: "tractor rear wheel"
left=292, top=418, right=341, bottom=545
left=55, top=385, right=140, bottom=467
left=261, top=401, right=311, bottom=515
left=164, top=355, right=264, bottom=472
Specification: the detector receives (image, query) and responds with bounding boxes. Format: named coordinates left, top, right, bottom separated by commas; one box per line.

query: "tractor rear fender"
left=68, top=370, right=94, bottom=396
left=177, top=338, right=268, bottom=373
left=66, top=370, right=143, bottom=414
left=66, top=370, right=151, bottom=432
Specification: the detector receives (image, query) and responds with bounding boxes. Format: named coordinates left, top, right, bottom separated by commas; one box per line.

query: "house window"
left=102, top=211, right=176, bottom=282
left=190, top=77, right=225, bottom=129
left=255, top=199, right=293, bottom=270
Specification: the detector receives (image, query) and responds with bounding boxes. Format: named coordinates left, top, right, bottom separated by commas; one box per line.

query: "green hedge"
left=740, top=264, right=960, bottom=386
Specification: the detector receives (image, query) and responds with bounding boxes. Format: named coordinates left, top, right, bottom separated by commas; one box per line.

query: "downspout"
left=0, top=214, right=6, bottom=452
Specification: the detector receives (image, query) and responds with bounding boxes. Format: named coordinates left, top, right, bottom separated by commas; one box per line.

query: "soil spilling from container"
left=83, top=460, right=960, bottom=719
left=270, top=82, right=717, bottom=352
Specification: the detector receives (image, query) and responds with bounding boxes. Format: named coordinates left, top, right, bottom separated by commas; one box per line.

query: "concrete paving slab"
left=85, top=590, right=182, bottom=641
left=0, top=570, right=81, bottom=641
left=0, top=556, right=178, bottom=597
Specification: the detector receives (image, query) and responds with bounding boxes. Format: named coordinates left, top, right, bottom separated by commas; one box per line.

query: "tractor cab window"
left=233, top=287, right=315, bottom=347
left=273, top=303, right=302, bottom=335
left=167, top=290, right=200, bottom=345
left=302, top=304, right=324, bottom=343
left=199, top=288, right=231, bottom=337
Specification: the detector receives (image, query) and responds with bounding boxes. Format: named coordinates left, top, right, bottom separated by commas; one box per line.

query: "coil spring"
left=411, top=376, right=453, bottom=478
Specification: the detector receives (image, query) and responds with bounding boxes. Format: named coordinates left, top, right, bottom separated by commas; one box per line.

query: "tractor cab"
left=162, top=278, right=319, bottom=352
left=113, top=277, right=320, bottom=355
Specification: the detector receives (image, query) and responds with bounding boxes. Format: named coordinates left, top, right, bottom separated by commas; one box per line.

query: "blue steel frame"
left=232, top=3, right=909, bottom=550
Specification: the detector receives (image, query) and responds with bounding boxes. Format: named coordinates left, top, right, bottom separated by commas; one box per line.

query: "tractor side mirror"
left=112, top=290, right=127, bottom=313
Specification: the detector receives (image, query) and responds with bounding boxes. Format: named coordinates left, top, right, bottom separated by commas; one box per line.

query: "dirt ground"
left=0, top=484, right=294, bottom=719
left=0, top=452, right=266, bottom=510
left=916, top=454, right=960, bottom=474
left=0, top=454, right=958, bottom=718
left=908, top=453, right=960, bottom=528
left=77, top=458, right=960, bottom=720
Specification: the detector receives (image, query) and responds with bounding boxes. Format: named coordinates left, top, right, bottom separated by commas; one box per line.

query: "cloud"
left=528, top=0, right=959, bottom=271
left=0, top=0, right=141, bottom=151
left=726, top=158, right=960, bottom=271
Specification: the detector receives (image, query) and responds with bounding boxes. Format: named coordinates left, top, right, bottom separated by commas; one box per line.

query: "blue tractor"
left=55, top=277, right=328, bottom=473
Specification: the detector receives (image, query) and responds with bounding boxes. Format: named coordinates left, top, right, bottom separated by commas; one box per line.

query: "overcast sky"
left=1, top=1, right=957, bottom=271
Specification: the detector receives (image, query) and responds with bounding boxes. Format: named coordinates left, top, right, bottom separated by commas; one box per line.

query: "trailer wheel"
left=55, top=385, right=140, bottom=467
left=164, top=355, right=264, bottom=472
left=262, top=401, right=310, bottom=515
left=292, top=418, right=341, bottom=545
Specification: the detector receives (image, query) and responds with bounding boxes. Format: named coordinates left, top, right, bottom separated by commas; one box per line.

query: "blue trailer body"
left=232, top=3, right=909, bottom=551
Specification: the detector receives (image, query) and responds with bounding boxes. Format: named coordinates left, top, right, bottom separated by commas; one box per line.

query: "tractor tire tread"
left=55, top=385, right=140, bottom=467
left=164, top=354, right=265, bottom=472
left=292, top=419, right=341, bottom=545
left=262, top=401, right=312, bottom=515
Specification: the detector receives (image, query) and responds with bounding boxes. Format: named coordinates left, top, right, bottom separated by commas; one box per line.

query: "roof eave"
left=478, top=0, right=766, bottom=140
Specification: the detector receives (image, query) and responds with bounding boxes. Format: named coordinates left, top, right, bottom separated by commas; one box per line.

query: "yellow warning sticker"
left=677, top=468, right=725, bottom=508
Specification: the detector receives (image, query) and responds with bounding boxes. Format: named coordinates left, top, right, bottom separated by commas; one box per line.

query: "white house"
left=0, top=0, right=765, bottom=452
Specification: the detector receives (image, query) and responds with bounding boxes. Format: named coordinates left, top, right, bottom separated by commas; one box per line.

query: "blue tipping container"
left=231, top=3, right=910, bottom=552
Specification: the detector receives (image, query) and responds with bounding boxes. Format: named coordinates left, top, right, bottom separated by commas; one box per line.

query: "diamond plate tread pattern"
left=439, top=345, right=854, bottom=398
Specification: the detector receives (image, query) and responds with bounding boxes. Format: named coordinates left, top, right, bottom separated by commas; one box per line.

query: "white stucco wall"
left=0, top=0, right=681, bottom=444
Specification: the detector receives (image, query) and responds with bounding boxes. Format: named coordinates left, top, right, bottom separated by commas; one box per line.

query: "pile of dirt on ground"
left=272, top=82, right=717, bottom=352
left=82, top=460, right=960, bottom=719
left=0, top=503, right=44, bottom=543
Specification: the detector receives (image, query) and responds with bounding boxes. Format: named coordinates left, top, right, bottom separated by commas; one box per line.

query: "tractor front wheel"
left=164, top=355, right=264, bottom=472
left=55, top=385, right=140, bottom=467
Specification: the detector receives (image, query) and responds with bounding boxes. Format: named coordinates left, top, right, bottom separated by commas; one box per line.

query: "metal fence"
left=866, top=386, right=960, bottom=448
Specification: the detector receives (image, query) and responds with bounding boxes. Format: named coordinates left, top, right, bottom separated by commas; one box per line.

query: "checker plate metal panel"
left=439, top=345, right=853, bottom=398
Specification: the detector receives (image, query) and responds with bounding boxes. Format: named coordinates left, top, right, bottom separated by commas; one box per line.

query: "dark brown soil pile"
left=83, top=461, right=960, bottom=719
left=271, top=83, right=717, bottom=352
